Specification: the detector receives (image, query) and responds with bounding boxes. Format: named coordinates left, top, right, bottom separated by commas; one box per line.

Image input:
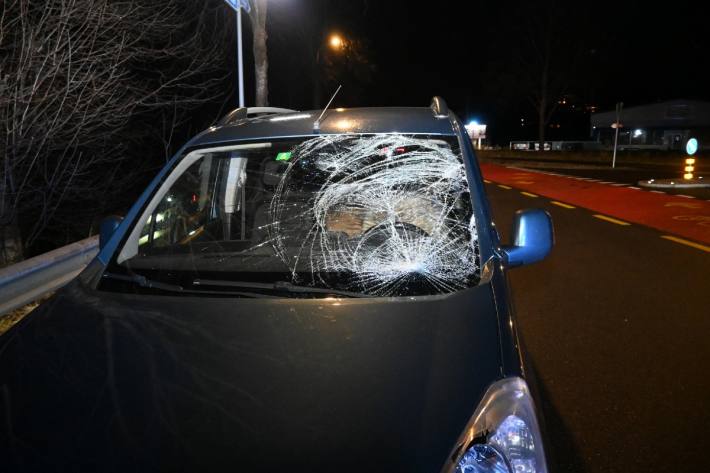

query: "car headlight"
left=449, top=377, right=548, bottom=473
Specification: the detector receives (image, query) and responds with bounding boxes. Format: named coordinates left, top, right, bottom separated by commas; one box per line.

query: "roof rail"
left=217, top=106, right=298, bottom=126
left=247, top=107, right=297, bottom=116
left=430, top=96, right=449, bottom=119
left=218, top=107, right=248, bottom=125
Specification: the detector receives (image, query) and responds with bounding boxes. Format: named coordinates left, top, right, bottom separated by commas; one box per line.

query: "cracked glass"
left=106, top=134, right=480, bottom=297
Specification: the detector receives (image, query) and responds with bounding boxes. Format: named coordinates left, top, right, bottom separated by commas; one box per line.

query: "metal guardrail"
left=0, top=236, right=99, bottom=316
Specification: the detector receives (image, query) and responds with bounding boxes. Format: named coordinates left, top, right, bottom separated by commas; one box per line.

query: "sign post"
left=224, top=0, right=251, bottom=107
left=684, top=138, right=698, bottom=180
left=611, top=102, right=623, bottom=168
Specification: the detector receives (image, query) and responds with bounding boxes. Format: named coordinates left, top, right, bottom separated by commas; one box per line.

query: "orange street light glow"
left=329, top=34, right=344, bottom=50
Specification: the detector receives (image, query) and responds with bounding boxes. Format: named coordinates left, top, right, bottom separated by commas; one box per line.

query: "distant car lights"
left=684, top=138, right=698, bottom=180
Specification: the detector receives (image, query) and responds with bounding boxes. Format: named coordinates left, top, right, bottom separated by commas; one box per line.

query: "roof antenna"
left=313, top=85, right=342, bottom=133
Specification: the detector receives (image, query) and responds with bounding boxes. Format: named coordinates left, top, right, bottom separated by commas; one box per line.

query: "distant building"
left=591, top=99, right=710, bottom=150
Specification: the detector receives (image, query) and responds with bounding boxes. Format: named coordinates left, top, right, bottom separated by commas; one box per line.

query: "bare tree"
left=0, top=0, right=230, bottom=265
left=518, top=9, right=568, bottom=149
left=483, top=1, right=593, bottom=149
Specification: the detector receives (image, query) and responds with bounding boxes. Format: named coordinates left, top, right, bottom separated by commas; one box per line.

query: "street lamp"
left=313, top=33, right=348, bottom=107
left=317, top=33, right=347, bottom=63
left=329, top=34, right=344, bottom=50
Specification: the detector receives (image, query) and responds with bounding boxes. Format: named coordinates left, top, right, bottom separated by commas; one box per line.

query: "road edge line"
left=593, top=214, right=631, bottom=226
left=660, top=235, right=710, bottom=253
left=550, top=201, right=575, bottom=209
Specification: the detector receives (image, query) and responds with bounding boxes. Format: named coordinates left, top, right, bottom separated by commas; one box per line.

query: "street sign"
left=686, top=137, right=698, bottom=156
left=224, top=0, right=250, bottom=12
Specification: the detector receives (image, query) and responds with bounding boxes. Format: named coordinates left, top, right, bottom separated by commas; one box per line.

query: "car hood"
left=0, top=280, right=502, bottom=472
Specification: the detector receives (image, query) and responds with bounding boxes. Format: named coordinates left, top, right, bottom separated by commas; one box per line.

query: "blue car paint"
left=1, top=105, right=556, bottom=473
left=503, top=209, right=555, bottom=268
left=451, top=114, right=499, bottom=260
left=95, top=106, right=552, bottom=383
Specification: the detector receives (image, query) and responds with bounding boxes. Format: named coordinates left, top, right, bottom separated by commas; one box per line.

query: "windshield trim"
left=189, top=131, right=459, bottom=152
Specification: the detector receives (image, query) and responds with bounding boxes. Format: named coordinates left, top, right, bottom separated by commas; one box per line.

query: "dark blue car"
left=0, top=98, right=553, bottom=472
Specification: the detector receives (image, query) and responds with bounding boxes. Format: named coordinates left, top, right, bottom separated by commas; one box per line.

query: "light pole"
left=224, top=0, right=251, bottom=107
left=237, top=7, right=244, bottom=107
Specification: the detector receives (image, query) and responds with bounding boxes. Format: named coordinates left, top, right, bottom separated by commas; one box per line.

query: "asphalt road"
left=485, top=181, right=710, bottom=473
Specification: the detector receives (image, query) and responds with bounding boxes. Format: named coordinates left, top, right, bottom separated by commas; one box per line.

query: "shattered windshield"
left=109, top=134, right=480, bottom=297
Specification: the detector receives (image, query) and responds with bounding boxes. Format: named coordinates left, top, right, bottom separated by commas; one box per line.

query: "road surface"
left=483, top=157, right=710, bottom=200
left=482, top=163, right=710, bottom=246
left=482, top=170, right=710, bottom=473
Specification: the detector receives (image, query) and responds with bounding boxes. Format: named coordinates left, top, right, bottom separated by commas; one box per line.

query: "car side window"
left=138, top=155, right=224, bottom=251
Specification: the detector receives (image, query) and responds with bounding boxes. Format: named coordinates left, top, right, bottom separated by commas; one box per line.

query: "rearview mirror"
left=501, top=209, right=553, bottom=268
left=99, top=216, right=123, bottom=250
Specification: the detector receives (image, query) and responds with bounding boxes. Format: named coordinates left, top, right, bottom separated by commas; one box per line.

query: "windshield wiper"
left=192, top=279, right=367, bottom=298
left=102, top=271, right=184, bottom=293
left=102, top=271, right=280, bottom=298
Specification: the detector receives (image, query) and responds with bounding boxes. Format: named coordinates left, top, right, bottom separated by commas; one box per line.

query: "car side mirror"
left=501, top=209, right=554, bottom=268
left=99, top=216, right=123, bottom=250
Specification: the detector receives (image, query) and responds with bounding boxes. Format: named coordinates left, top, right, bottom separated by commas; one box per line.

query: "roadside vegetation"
left=0, top=0, right=235, bottom=267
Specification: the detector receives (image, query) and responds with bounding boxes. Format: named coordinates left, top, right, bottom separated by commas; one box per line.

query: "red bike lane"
left=480, top=163, right=710, bottom=245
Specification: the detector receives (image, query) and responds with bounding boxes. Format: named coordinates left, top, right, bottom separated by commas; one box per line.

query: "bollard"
left=684, top=138, right=698, bottom=180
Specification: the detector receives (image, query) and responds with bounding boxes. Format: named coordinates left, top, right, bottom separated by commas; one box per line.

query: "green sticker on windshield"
left=275, top=151, right=292, bottom=161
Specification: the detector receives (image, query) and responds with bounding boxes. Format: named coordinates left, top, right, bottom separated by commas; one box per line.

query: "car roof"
left=189, top=107, right=459, bottom=148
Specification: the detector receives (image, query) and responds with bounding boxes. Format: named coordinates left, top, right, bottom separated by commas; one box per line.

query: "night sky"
left=238, top=0, right=706, bottom=143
